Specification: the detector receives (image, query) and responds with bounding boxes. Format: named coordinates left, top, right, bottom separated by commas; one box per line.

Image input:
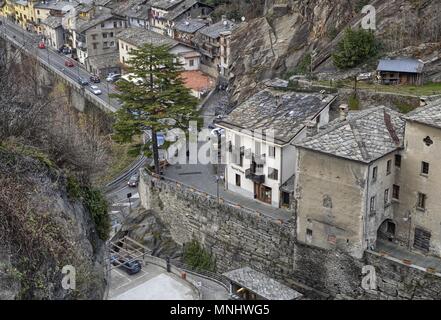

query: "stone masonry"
left=139, top=170, right=441, bottom=299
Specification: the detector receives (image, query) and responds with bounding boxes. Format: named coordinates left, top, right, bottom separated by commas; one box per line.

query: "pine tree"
left=111, top=44, right=200, bottom=174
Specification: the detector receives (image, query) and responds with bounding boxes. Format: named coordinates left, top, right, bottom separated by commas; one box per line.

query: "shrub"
left=183, top=239, right=216, bottom=272
left=348, top=93, right=360, bottom=110
left=332, top=28, right=379, bottom=69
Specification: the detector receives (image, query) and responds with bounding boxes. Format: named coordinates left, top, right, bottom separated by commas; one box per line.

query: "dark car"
left=111, top=255, right=142, bottom=275
left=90, top=74, right=100, bottom=83
left=128, top=173, right=139, bottom=187
left=78, top=78, right=89, bottom=86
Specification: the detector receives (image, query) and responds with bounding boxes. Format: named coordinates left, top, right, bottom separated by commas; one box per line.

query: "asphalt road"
left=0, top=18, right=121, bottom=110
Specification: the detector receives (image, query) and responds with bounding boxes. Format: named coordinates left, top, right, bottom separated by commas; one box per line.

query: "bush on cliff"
left=183, top=239, right=216, bottom=272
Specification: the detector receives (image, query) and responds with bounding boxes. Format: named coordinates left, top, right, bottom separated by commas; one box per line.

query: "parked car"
left=64, top=59, right=74, bottom=67
left=106, top=73, right=121, bottom=82
left=89, top=85, right=102, bottom=95
left=89, top=74, right=100, bottom=83
left=128, top=173, right=140, bottom=187
left=78, top=78, right=88, bottom=86
left=110, top=255, right=142, bottom=275
left=38, top=41, right=45, bottom=49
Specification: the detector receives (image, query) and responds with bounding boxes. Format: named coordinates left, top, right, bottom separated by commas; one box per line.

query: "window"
left=414, top=228, right=431, bottom=252
left=370, top=196, right=376, bottom=214
left=110, top=41, right=115, bottom=47
left=255, top=141, right=261, bottom=156
left=372, top=166, right=378, bottom=181
left=316, top=114, right=321, bottom=124
left=91, top=34, right=97, bottom=40
left=392, top=185, right=400, bottom=200
left=423, top=136, right=433, bottom=146
left=113, top=21, right=117, bottom=28
left=189, top=59, right=194, bottom=67
left=384, top=189, right=389, bottom=206
left=235, top=174, right=241, bottom=187
left=306, top=229, right=313, bottom=243
left=421, top=161, right=429, bottom=175
left=268, top=168, right=278, bottom=180
left=110, top=32, right=114, bottom=37
left=103, top=41, right=108, bottom=48
left=386, top=160, right=392, bottom=175
left=101, top=23, right=105, bottom=28
left=103, top=33, right=107, bottom=38
left=269, top=146, right=275, bottom=158
left=395, top=154, right=401, bottom=168
left=121, top=42, right=124, bottom=49
left=125, top=45, right=128, bottom=50
left=92, top=43, right=97, bottom=49
left=417, top=193, right=427, bottom=210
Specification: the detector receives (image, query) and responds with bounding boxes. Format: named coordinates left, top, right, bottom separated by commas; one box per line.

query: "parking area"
left=109, top=263, right=199, bottom=300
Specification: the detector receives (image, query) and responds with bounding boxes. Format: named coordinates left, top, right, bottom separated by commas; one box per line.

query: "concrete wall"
left=138, top=170, right=441, bottom=299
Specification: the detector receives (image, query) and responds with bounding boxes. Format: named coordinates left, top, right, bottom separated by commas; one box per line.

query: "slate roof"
left=223, top=267, right=303, bottom=300
left=296, top=107, right=405, bottom=164
left=41, top=15, right=63, bottom=29
left=174, top=18, right=207, bottom=33
left=217, top=90, right=336, bottom=145
left=33, top=0, right=77, bottom=10
left=150, top=0, right=184, bottom=10
left=116, top=27, right=178, bottom=47
left=112, top=0, right=149, bottom=19
left=87, top=51, right=120, bottom=69
left=377, top=58, right=424, bottom=74
left=163, top=0, right=198, bottom=21
left=405, top=99, right=441, bottom=129
left=75, top=12, right=115, bottom=33
left=198, top=18, right=236, bottom=39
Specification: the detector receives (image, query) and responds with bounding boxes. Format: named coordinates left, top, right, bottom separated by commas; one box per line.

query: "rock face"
left=0, top=147, right=106, bottom=300
left=229, top=0, right=441, bottom=104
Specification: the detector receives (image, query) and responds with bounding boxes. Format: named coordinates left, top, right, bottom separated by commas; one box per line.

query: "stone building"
left=173, top=18, right=207, bottom=46
left=396, top=102, right=441, bottom=255
left=112, top=0, right=150, bottom=29
left=377, top=58, right=424, bottom=85
left=217, top=90, right=336, bottom=209
left=295, top=106, right=406, bottom=259
left=41, top=15, right=64, bottom=49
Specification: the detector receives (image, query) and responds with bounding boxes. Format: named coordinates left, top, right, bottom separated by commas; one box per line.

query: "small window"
left=392, top=185, right=400, bottom=200
left=110, top=32, right=114, bottom=37
left=395, top=154, right=401, bottom=168
left=372, top=166, right=378, bottom=181
left=417, top=193, right=427, bottom=210
left=113, top=21, right=117, bottom=28
left=110, top=41, right=115, bottom=47
left=103, top=32, right=107, bottom=38
left=268, top=168, right=278, bottom=180
left=370, top=196, right=376, bottom=214
left=269, top=146, right=276, bottom=158
left=386, top=160, right=392, bottom=175
left=101, top=23, right=105, bottom=28
left=121, top=42, right=124, bottom=49
left=421, top=161, right=429, bottom=175
left=423, top=136, right=433, bottom=146
left=384, top=189, right=389, bottom=206
left=189, top=59, right=194, bottom=67
left=92, top=43, right=97, bottom=49
left=306, top=229, right=313, bottom=236
left=235, top=174, right=241, bottom=187
left=103, top=41, right=108, bottom=48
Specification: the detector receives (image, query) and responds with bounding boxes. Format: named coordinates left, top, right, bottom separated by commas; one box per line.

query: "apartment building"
left=112, top=0, right=150, bottom=29
left=217, top=90, right=336, bottom=209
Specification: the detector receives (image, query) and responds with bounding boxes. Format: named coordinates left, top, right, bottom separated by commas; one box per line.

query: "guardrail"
left=0, top=24, right=117, bottom=113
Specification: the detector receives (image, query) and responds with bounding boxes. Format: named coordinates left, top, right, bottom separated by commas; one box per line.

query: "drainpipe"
left=363, top=164, right=371, bottom=253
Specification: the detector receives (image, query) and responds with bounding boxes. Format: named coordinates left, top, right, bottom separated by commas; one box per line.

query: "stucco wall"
left=139, top=169, right=441, bottom=299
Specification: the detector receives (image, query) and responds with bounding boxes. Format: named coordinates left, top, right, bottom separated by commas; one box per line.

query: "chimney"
left=339, top=104, right=349, bottom=121
left=306, top=120, right=318, bottom=137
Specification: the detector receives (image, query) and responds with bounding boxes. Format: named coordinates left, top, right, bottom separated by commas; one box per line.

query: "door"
left=254, top=183, right=272, bottom=205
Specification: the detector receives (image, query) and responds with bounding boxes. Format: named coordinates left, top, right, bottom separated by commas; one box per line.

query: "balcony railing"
left=245, top=168, right=265, bottom=184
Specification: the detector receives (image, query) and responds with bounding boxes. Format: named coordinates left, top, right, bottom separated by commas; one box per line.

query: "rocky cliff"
left=229, top=0, right=441, bottom=103
left=0, top=146, right=106, bottom=299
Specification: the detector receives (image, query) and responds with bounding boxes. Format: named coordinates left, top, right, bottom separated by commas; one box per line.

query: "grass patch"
left=348, top=94, right=360, bottom=110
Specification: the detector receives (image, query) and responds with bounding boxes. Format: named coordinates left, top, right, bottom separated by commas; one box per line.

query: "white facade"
left=221, top=105, right=330, bottom=208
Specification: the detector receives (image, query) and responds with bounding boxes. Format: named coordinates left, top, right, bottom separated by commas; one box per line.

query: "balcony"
left=245, top=168, right=265, bottom=184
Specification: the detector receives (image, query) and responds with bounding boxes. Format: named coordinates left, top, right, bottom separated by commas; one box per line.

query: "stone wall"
left=139, top=170, right=441, bottom=299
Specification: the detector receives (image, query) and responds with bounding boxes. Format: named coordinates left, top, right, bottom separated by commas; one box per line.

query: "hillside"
left=229, top=0, right=441, bottom=103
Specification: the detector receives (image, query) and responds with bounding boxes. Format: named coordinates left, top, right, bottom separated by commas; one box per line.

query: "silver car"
left=90, top=85, right=102, bottom=95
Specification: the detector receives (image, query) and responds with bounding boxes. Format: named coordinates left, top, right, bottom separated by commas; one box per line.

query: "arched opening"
left=377, top=219, right=396, bottom=242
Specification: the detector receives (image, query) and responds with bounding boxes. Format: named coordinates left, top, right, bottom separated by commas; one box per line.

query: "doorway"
left=254, top=183, right=272, bottom=205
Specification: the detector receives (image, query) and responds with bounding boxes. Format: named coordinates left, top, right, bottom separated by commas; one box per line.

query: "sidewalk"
left=163, top=163, right=292, bottom=222
left=376, top=239, right=441, bottom=271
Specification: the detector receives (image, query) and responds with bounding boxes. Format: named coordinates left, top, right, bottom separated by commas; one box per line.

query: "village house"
left=41, top=15, right=64, bottom=49
left=173, top=18, right=207, bottom=46
left=217, top=90, right=336, bottom=209
left=112, top=0, right=150, bottom=29
left=149, top=0, right=211, bottom=38
left=395, top=101, right=441, bottom=256
left=192, top=16, right=236, bottom=77
left=117, top=27, right=200, bottom=71
left=66, top=4, right=127, bottom=74
left=294, top=106, right=407, bottom=259
left=377, top=58, right=424, bottom=85
left=33, top=0, right=75, bottom=34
